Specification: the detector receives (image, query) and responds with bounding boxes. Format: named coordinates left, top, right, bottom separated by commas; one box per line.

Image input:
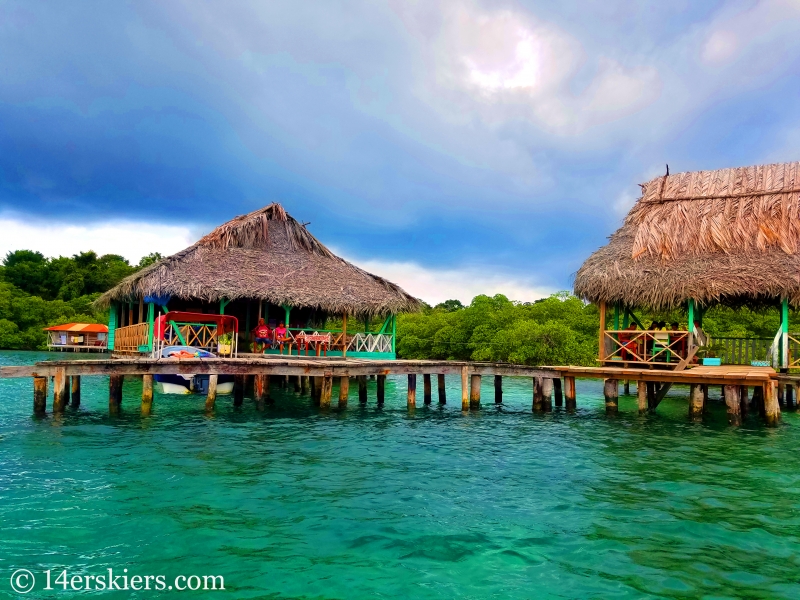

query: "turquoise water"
left=2, top=351, right=800, bottom=599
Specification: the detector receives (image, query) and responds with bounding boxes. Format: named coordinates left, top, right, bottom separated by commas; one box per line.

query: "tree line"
left=0, top=250, right=160, bottom=350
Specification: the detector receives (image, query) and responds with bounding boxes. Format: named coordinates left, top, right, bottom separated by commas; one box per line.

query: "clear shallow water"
left=1, top=351, right=800, bottom=599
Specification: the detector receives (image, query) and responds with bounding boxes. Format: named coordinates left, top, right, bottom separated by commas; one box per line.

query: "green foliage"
left=138, top=252, right=163, bottom=268
left=397, top=292, right=600, bottom=365
left=0, top=250, right=133, bottom=350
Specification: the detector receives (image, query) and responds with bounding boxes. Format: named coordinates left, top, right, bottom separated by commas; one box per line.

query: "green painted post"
left=283, top=305, right=291, bottom=327
left=108, top=303, right=118, bottom=351
left=688, top=299, right=694, bottom=331
left=147, top=303, right=155, bottom=351
left=613, top=303, right=620, bottom=331
left=391, top=314, right=396, bottom=354
left=622, top=308, right=629, bottom=329
left=220, top=299, right=230, bottom=315
left=782, top=298, right=789, bottom=369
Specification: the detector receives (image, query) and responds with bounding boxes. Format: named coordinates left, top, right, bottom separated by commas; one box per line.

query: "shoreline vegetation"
left=0, top=249, right=794, bottom=363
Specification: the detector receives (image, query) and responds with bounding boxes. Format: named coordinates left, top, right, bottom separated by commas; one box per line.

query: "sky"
left=2, top=0, right=800, bottom=304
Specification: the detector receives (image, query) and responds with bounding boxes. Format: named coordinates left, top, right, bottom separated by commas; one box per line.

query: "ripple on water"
left=2, top=351, right=800, bottom=598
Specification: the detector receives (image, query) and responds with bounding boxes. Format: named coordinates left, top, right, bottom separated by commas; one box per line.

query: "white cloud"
left=340, top=254, right=554, bottom=305
left=0, top=214, right=196, bottom=264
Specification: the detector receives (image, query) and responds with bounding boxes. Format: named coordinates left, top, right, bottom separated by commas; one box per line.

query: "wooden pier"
left=0, top=357, right=793, bottom=426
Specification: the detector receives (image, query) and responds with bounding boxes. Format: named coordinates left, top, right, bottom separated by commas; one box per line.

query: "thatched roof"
left=574, top=161, right=800, bottom=309
left=97, top=204, right=421, bottom=316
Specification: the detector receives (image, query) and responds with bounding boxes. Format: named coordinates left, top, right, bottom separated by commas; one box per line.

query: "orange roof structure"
left=43, top=323, right=108, bottom=333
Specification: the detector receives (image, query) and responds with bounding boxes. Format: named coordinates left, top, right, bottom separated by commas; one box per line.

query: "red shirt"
left=275, top=326, right=287, bottom=338
left=254, top=325, right=272, bottom=338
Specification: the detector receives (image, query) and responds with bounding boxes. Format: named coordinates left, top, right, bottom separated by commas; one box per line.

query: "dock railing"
left=113, top=323, right=150, bottom=355
left=601, top=329, right=690, bottom=365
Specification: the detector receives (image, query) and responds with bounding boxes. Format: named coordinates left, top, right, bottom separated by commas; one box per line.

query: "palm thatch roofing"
left=97, top=204, right=421, bottom=316
left=574, top=161, right=800, bottom=310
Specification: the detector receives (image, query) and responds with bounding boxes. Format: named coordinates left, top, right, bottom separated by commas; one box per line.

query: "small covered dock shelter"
left=574, top=161, right=800, bottom=371
left=45, top=323, right=108, bottom=352
left=96, top=204, right=420, bottom=358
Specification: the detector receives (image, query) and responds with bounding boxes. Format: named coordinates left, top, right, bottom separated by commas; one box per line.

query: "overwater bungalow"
left=574, top=161, right=800, bottom=370
left=97, top=204, right=420, bottom=359
left=44, top=323, right=108, bottom=352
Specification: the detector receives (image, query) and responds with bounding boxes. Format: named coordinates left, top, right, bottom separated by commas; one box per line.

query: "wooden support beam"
left=787, top=382, right=795, bottom=410
left=724, top=384, right=741, bottom=425
left=438, top=374, right=446, bottom=405
left=739, top=385, right=749, bottom=417
left=764, top=381, right=780, bottom=426
left=63, top=375, right=71, bottom=405
left=70, top=375, right=81, bottom=408
left=358, top=375, right=367, bottom=404
left=778, top=383, right=786, bottom=408
left=604, top=378, right=618, bottom=414
left=342, top=314, right=348, bottom=358
left=494, top=374, right=502, bottom=404
left=554, top=377, right=563, bottom=407
left=469, top=374, right=481, bottom=410
left=407, top=374, right=416, bottom=409
left=233, top=375, right=244, bottom=407
left=689, top=383, right=704, bottom=422
left=752, top=385, right=765, bottom=418
left=339, top=376, right=349, bottom=409
left=254, top=374, right=270, bottom=410
left=598, top=301, right=607, bottom=362
left=109, top=375, right=123, bottom=415
left=310, top=376, right=318, bottom=404
left=293, top=375, right=301, bottom=393
left=532, top=377, right=543, bottom=413
left=34, top=376, right=47, bottom=415
left=423, top=374, right=432, bottom=405
left=301, top=375, right=309, bottom=395
left=541, top=377, right=553, bottom=412
left=564, top=376, right=576, bottom=412
left=461, top=366, right=469, bottom=411
left=141, top=374, right=154, bottom=416
left=53, top=367, right=67, bottom=413
left=623, top=380, right=630, bottom=395
left=377, top=374, right=385, bottom=405
left=320, top=375, right=333, bottom=408
left=637, top=380, right=647, bottom=413
left=205, top=375, right=218, bottom=411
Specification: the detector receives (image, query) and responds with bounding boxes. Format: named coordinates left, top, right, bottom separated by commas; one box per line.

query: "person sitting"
left=653, top=321, right=670, bottom=362
left=252, top=318, right=273, bottom=353
left=274, top=322, right=289, bottom=354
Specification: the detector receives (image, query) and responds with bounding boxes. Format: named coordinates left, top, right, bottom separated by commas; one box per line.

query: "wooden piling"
left=358, top=375, right=367, bottom=404
left=553, top=378, right=563, bottom=407
left=604, top=379, right=618, bottom=414
left=689, top=383, right=704, bottom=421
left=33, top=376, right=47, bottom=415
left=339, top=376, right=349, bottom=409
left=564, top=376, right=576, bottom=412
left=254, top=374, right=270, bottom=410
left=778, top=383, right=786, bottom=408
left=64, top=375, right=71, bottom=405
left=753, top=385, right=765, bottom=418
left=53, top=368, right=67, bottom=413
left=764, top=381, right=780, bottom=426
left=623, top=380, right=630, bottom=395
left=724, top=384, right=741, bottom=425
left=109, top=375, right=123, bottom=415
left=787, top=383, right=795, bottom=410
left=494, top=374, right=502, bottom=404
left=320, top=375, right=333, bottom=408
left=423, top=374, right=432, bottom=405
left=233, top=375, right=244, bottom=407
left=461, top=366, right=469, bottom=411
left=377, top=374, right=385, bottom=405
left=541, top=377, right=553, bottom=412
left=532, top=377, right=543, bottom=413
left=739, top=385, right=749, bottom=416
left=407, top=374, right=416, bottom=409
left=70, top=375, right=81, bottom=408
left=438, top=374, right=446, bottom=405
left=310, top=376, right=318, bottom=404
left=646, top=382, right=658, bottom=412
left=469, top=374, right=481, bottom=410
left=637, top=380, right=647, bottom=413
left=141, top=374, right=154, bottom=416
left=301, top=375, right=309, bottom=395
left=205, top=374, right=218, bottom=411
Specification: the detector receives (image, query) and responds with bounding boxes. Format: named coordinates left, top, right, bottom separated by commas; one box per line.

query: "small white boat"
left=155, top=346, right=235, bottom=395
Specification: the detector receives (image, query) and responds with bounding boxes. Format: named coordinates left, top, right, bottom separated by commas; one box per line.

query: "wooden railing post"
left=598, top=301, right=607, bottom=362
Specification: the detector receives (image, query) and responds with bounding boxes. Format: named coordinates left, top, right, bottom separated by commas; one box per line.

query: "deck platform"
left=0, top=357, right=792, bottom=426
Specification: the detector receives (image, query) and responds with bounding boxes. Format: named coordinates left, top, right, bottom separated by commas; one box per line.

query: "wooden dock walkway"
left=0, top=357, right=793, bottom=426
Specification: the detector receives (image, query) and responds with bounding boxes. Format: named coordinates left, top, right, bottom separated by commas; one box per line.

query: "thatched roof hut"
left=574, top=161, right=800, bottom=310
left=98, top=203, right=421, bottom=317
